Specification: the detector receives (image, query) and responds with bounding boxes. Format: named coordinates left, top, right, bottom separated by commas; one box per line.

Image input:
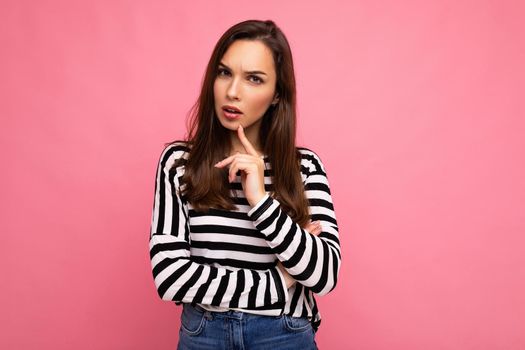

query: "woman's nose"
left=226, top=78, right=241, bottom=100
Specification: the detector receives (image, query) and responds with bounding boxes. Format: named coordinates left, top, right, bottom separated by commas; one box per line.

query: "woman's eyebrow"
left=219, top=62, right=267, bottom=76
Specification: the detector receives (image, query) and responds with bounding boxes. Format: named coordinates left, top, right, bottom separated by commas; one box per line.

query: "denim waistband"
left=187, top=303, right=282, bottom=321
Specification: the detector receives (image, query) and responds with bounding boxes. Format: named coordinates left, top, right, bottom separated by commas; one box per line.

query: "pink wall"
left=2, top=0, right=524, bottom=349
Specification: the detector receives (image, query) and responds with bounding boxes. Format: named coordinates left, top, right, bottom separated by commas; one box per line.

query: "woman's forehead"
left=221, top=40, right=275, bottom=74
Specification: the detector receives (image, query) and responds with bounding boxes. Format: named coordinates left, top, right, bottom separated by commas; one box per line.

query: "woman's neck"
left=228, top=123, right=263, bottom=156
left=228, top=142, right=264, bottom=157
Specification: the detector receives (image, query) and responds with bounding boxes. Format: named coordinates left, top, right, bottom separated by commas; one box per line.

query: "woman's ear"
left=272, top=93, right=280, bottom=105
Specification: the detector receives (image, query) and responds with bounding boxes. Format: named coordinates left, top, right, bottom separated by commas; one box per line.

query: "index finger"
left=237, top=124, right=259, bottom=157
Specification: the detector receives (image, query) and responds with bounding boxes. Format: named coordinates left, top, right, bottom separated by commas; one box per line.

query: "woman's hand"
left=277, top=220, right=323, bottom=288
left=214, top=125, right=267, bottom=207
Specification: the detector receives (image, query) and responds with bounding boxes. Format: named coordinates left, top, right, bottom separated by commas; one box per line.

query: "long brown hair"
left=167, top=19, right=310, bottom=228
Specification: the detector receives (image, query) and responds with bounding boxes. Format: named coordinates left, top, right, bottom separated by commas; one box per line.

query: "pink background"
left=2, top=0, right=524, bottom=349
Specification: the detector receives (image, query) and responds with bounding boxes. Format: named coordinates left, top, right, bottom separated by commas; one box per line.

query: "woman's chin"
left=217, top=117, right=242, bottom=130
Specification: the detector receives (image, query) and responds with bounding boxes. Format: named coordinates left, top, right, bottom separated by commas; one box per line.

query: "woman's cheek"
left=249, top=90, right=275, bottom=115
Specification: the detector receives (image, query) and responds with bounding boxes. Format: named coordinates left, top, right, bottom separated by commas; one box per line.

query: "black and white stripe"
left=149, top=141, right=341, bottom=332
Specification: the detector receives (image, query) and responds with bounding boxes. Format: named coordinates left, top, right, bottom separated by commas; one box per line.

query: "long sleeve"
left=149, top=144, right=289, bottom=309
left=247, top=150, right=341, bottom=296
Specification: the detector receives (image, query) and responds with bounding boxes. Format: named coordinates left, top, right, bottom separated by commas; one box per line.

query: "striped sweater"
left=149, top=141, right=341, bottom=332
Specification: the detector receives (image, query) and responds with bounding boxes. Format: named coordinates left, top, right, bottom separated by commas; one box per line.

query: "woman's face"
left=214, top=39, right=279, bottom=136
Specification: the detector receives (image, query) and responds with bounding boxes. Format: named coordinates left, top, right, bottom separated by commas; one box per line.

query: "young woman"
left=149, top=19, right=341, bottom=350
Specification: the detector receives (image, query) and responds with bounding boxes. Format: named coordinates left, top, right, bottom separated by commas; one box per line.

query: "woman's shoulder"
left=296, top=146, right=321, bottom=158
left=296, top=146, right=327, bottom=176
left=162, top=140, right=192, bottom=154
left=157, top=140, right=191, bottom=168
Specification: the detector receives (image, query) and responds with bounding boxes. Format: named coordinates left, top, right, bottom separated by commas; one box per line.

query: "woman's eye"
left=217, top=69, right=262, bottom=84
left=217, top=68, right=230, bottom=76
left=249, top=75, right=263, bottom=84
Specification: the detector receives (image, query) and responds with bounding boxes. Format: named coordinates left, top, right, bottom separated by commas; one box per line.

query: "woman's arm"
left=277, top=220, right=323, bottom=288
left=247, top=150, right=341, bottom=296
left=149, top=144, right=289, bottom=310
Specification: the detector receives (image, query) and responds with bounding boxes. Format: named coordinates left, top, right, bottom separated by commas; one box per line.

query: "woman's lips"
left=223, top=109, right=243, bottom=120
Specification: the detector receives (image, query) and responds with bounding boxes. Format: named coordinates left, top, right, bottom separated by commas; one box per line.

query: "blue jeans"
left=177, top=303, right=318, bottom=350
